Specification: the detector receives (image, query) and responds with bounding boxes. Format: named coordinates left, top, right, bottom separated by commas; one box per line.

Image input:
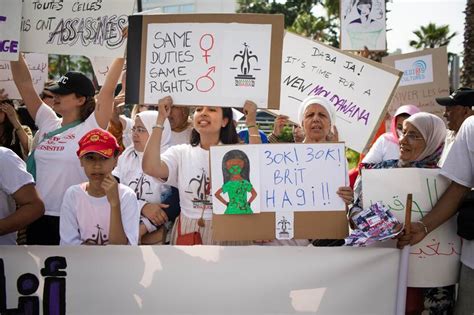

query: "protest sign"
left=363, top=168, right=460, bottom=287
left=20, top=0, right=134, bottom=57
left=0, top=53, right=48, bottom=99
left=0, top=246, right=401, bottom=314
left=90, top=56, right=115, bottom=86
left=279, top=32, right=401, bottom=153
left=0, top=0, right=22, bottom=61
left=340, top=0, right=387, bottom=51
left=126, top=14, right=284, bottom=108
left=382, top=46, right=449, bottom=117
left=211, top=143, right=348, bottom=241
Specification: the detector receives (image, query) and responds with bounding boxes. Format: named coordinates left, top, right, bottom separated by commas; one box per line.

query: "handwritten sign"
left=126, top=14, right=284, bottom=108
left=278, top=32, right=401, bottom=153
left=340, top=0, right=387, bottom=51
left=90, top=56, right=114, bottom=85
left=211, top=143, right=347, bottom=214
left=0, top=53, right=48, bottom=100
left=0, top=246, right=401, bottom=314
left=0, top=0, right=22, bottom=61
left=382, top=46, right=449, bottom=117
left=20, top=0, right=134, bottom=57
left=363, top=168, right=460, bottom=287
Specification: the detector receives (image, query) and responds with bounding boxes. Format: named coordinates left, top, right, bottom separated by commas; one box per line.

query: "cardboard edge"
left=125, top=15, right=143, bottom=105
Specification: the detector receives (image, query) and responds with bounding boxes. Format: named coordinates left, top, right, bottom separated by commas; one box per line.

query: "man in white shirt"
left=0, top=147, right=44, bottom=244
left=399, top=115, right=474, bottom=314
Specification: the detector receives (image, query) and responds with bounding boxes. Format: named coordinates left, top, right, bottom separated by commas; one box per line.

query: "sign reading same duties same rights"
left=126, top=14, right=284, bottom=109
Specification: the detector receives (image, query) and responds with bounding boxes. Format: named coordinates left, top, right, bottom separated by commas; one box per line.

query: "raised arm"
left=142, top=96, right=172, bottom=180
left=94, top=58, right=125, bottom=129
left=10, top=54, right=43, bottom=120
left=243, top=100, right=261, bottom=144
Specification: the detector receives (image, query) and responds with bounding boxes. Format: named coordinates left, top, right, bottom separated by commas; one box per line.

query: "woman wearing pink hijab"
left=362, top=104, right=420, bottom=163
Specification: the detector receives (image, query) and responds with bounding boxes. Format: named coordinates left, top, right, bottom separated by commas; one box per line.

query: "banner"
left=210, top=143, right=348, bottom=241
left=363, top=168, right=460, bottom=287
left=279, top=32, right=401, bottom=153
left=125, top=14, right=284, bottom=108
left=340, top=0, right=387, bottom=51
left=0, top=52, right=48, bottom=100
left=382, top=46, right=449, bottom=117
left=0, top=0, right=22, bottom=61
left=0, top=246, right=401, bottom=314
left=20, top=0, right=134, bottom=57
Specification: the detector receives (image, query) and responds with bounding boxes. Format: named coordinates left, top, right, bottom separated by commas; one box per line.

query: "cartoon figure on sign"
left=214, top=149, right=257, bottom=214
left=230, top=43, right=261, bottom=87
left=343, top=0, right=384, bottom=50
left=277, top=216, right=291, bottom=239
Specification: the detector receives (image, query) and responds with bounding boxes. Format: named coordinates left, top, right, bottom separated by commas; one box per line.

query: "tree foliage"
left=409, top=22, right=457, bottom=49
left=48, top=55, right=94, bottom=80
left=461, top=0, right=474, bottom=88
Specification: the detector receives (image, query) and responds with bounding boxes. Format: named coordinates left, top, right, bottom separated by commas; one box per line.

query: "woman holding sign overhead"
left=350, top=112, right=452, bottom=314
left=9, top=54, right=125, bottom=245
left=142, top=96, right=260, bottom=245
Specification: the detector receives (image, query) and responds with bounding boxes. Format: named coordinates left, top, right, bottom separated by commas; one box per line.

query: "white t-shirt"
left=169, top=125, right=193, bottom=146
left=362, top=134, right=400, bottom=164
left=120, top=115, right=133, bottom=148
left=440, top=115, right=474, bottom=268
left=60, top=183, right=139, bottom=245
left=0, top=147, right=35, bottom=245
left=113, top=147, right=172, bottom=232
left=438, top=130, right=456, bottom=167
left=34, top=104, right=100, bottom=217
left=161, top=144, right=212, bottom=219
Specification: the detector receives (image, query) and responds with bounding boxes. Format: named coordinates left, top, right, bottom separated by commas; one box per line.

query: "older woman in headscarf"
left=113, top=111, right=178, bottom=244
left=363, top=104, right=420, bottom=163
left=351, top=112, right=452, bottom=314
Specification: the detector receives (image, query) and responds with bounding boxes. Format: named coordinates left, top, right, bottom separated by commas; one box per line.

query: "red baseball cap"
left=77, top=129, right=120, bottom=158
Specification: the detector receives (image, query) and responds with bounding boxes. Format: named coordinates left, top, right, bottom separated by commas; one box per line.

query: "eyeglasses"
left=131, top=126, right=148, bottom=133
left=399, top=132, right=424, bottom=142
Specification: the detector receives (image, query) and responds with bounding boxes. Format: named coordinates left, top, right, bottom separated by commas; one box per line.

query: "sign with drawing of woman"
left=340, top=0, right=386, bottom=51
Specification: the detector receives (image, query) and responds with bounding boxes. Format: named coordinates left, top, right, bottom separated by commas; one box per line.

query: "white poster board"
left=279, top=32, right=401, bottom=153
left=90, top=56, right=115, bottom=86
left=0, top=52, right=48, bottom=100
left=363, top=168, right=460, bottom=287
left=211, top=143, right=347, bottom=214
left=144, top=23, right=271, bottom=107
left=0, top=0, right=22, bottom=61
left=20, top=0, right=134, bottom=57
left=340, top=0, right=386, bottom=51
left=382, top=47, right=449, bottom=117
left=0, top=246, right=401, bottom=314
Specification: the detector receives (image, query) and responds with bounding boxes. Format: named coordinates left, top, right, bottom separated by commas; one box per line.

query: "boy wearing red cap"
left=59, top=129, right=139, bottom=245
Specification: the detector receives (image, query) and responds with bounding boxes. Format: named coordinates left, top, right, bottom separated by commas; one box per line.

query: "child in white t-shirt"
left=60, top=129, right=139, bottom=245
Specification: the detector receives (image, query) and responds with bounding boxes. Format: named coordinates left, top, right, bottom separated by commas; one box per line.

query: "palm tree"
left=461, top=0, right=474, bottom=88
left=409, top=22, right=457, bottom=49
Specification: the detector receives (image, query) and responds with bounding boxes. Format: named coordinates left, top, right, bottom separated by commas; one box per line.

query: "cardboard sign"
left=278, top=32, right=401, bottom=153
left=211, top=143, right=348, bottom=241
left=0, top=52, right=48, bottom=99
left=20, top=0, right=134, bottom=57
left=126, top=14, right=284, bottom=108
left=0, top=0, right=22, bottom=61
left=0, top=246, right=402, bottom=314
left=340, top=0, right=386, bottom=51
left=382, top=46, right=449, bottom=117
left=363, top=168, right=460, bottom=287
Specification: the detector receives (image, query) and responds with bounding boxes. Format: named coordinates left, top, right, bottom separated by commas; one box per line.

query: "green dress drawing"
left=222, top=179, right=254, bottom=214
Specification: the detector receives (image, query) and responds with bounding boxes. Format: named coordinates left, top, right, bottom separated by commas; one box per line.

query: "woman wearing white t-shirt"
left=143, top=96, right=260, bottom=245
left=10, top=54, right=125, bottom=245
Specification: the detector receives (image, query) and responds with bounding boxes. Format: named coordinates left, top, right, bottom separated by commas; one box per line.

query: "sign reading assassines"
left=382, top=46, right=450, bottom=117
left=363, top=168, right=460, bottom=288
left=20, top=0, right=134, bottom=57
left=0, top=53, right=48, bottom=99
left=278, top=32, right=401, bottom=153
left=210, top=143, right=348, bottom=241
left=125, top=14, right=284, bottom=109
left=0, top=0, right=22, bottom=61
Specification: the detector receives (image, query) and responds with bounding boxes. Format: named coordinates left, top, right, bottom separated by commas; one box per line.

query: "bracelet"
left=249, top=134, right=261, bottom=138
left=417, top=221, right=429, bottom=235
left=152, top=124, right=164, bottom=130
left=247, top=125, right=257, bottom=129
